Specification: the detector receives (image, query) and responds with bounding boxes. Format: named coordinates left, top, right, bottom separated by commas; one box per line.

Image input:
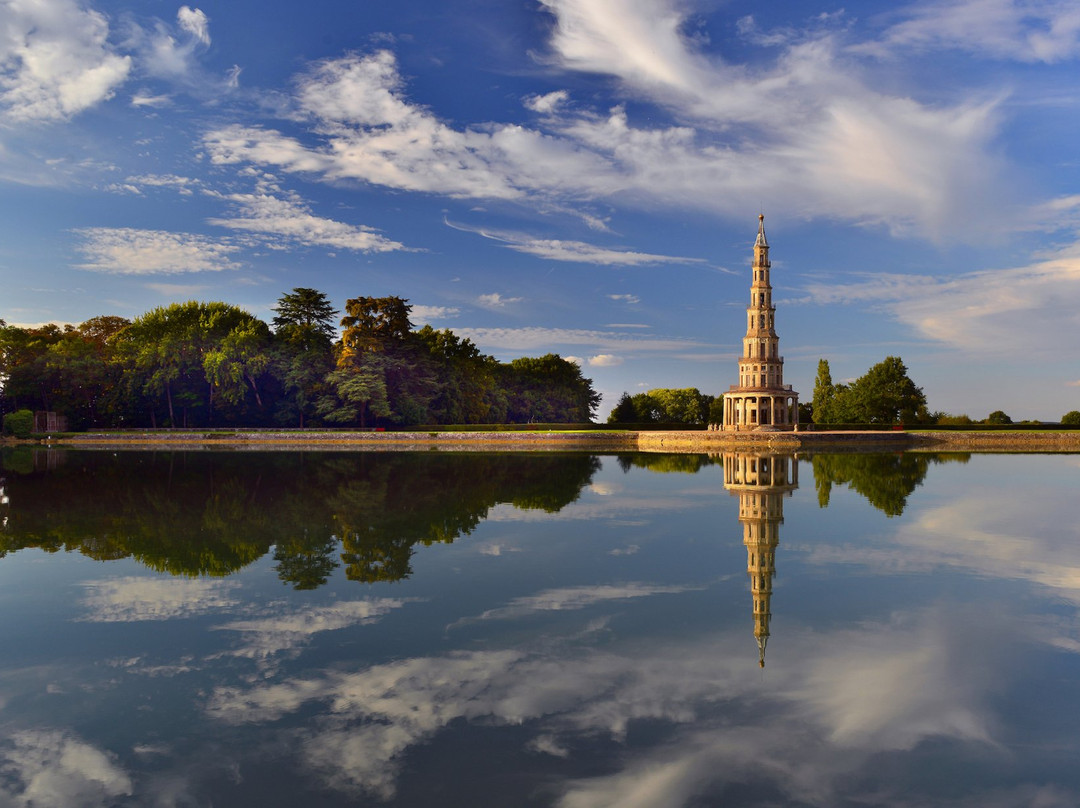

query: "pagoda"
left=720, top=215, right=799, bottom=430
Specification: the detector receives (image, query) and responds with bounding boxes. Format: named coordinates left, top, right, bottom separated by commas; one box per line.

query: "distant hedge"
left=2, top=409, right=33, bottom=438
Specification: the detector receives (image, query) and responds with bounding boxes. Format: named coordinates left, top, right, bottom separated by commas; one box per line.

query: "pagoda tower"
left=722, top=452, right=799, bottom=668
left=720, top=215, right=799, bottom=430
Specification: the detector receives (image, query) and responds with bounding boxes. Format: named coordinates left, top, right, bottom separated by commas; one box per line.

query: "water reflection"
left=1, top=449, right=1079, bottom=806
left=722, top=452, right=798, bottom=667
left=810, top=451, right=969, bottom=516
left=0, top=448, right=599, bottom=583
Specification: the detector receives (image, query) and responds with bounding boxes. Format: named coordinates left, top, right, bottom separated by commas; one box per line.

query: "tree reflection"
left=0, top=450, right=599, bottom=586
left=811, top=452, right=970, bottom=516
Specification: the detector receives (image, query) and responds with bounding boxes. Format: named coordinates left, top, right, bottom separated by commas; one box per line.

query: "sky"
left=1, top=0, right=1079, bottom=421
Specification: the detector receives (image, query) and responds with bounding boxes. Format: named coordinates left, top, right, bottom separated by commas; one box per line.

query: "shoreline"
left=12, top=428, right=1080, bottom=453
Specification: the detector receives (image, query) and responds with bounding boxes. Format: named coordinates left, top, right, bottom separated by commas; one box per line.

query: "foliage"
left=1062, top=411, right=1080, bottom=426
left=811, top=359, right=836, bottom=425
left=934, top=412, right=974, bottom=425
left=1, top=290, right=601, bottom=429
left=2, top=409, right=33, bottom=438
left=272, top=287, right=338, bottom=350
left=984, top=410, right=1012, bottom=425
left=811, top=356, right=929, bottom=425
left=607, top=388, right=712, bottom=425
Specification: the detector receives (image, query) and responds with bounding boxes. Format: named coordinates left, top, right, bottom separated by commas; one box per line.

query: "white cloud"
left=201, top=25, right=1016, bottom=242
left=799, top=238, right=1080, bottom=354
left=588, top=353, right=623, bottom=366
left=859, top=0, right=1080, bottom=63
left=524, top=89, right=570, bottom=114
left=449, top=221, right=705, bottom=266
left=208, top=192, right=409, bottom=253
left=0, top=730, right=133, bottom=807
left=176, top=6, right=210, bottom=47
left=79, top=576, right=241, bottom=621
left=130, top=91, right=170, bottom=108
left=126, top=173, right=200, bottom=193
left=73, top=227, right=241, bottom=274
left=136, top=5, right=213, bottom=81
left=608, top=293, right=640, bottom=304
left=0, top=0, right=132, bottom=123
left=411, top=304, right=460, bottom=323
left=476, top=292, right=523, bottom=309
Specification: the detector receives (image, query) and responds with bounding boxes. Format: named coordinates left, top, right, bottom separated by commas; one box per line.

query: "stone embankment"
left=36, top=428, right=1080, bottom=453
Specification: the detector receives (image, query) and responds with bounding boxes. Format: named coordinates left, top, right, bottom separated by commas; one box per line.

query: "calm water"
left=1, top=448, right=1079, bottom=807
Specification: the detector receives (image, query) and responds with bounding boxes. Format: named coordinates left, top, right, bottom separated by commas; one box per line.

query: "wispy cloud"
left=799, top=238, right=1080, bottom=353
left=208, top=192, right=409, bottom=253
left=857, top=0, right=1080, bottom=63
left=411, top=304, right=460, bottom=323
left=73, top=227, right=241, bottom=275
left=0, top=0, right=131, bottom=123
left=201, top=35, right=1017, bottom=241
left=447, top=220, right=705, bottom=267
left=476, top=292, right=523, bottom=309
left=608, top=294, right=640, bottom=304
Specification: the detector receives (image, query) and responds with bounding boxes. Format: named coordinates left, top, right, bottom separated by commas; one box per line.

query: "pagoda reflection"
left=720, top=453, right=799, bottom=668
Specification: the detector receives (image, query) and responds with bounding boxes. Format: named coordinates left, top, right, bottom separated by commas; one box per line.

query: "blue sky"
left=2, top=0, right=1079, bottom=420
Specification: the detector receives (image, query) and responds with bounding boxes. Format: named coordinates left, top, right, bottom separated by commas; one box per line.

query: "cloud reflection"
left=202, top=603, right=1017, bottom=804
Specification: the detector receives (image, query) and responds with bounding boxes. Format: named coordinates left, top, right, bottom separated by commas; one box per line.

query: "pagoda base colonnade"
left=721, top=392, right=799, bottom=431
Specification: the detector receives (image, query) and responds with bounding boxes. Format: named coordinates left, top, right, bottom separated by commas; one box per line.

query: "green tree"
left=1062, top=410, right=1080, bottom=425
left=339, top=296, right=413, bottom=359
left=844, top=356, right=928, bottom=424
left=812, top=359, right=838, bottom=425
left=317, top=361, right=392, bottom=427
left=500, top=354, right=600, bottom=423
left=646, top=388, right=710, bottom=424
left=607, top=392, right=637, bottom=424
left=271, top=289, right=338, bottom=428
left=984, top=410, right=1012, bottom=425
left=272, top=287, right=338, bottom=350
left=117, top=301, right=271, bottom=427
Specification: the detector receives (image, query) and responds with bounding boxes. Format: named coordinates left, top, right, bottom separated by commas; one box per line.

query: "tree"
left=1062, top=411, right=1080, bottom=425
left=843, top=356, right=928, bottom=424
left=608, top=392, right=637, bottom=424
left=647, top=388, right=711, bottom=424
left=339, top=296, right=412, bottom=359
left=272, top=288, right=338, bottom=351
left=812, top=359, right=837, bottom=425
left=984, top=410, right=1012, bottom=425
left=117, top=302, right=271, bottom=427
left=501, top=354, right=600, bottom=423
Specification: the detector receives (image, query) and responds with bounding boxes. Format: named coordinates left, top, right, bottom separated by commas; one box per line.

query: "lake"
left=1, top=447, right=1078, bottom=807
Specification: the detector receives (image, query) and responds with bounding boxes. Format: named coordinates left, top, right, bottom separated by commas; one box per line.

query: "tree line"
left=0, top=289, right=600, bottom=430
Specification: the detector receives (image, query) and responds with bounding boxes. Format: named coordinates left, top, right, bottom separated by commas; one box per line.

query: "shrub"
left=2, top=409, right=34, bottom=438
